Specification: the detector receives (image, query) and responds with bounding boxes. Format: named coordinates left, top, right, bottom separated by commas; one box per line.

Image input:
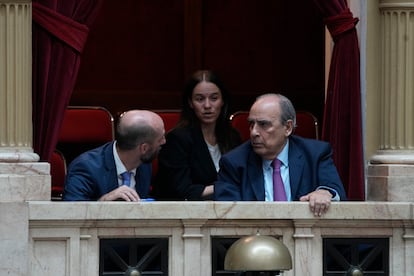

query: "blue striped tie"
left=121, top=171, right=132, bottom=186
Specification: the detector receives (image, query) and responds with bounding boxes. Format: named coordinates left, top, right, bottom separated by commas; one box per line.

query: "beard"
left=140, top=147, right=160, bottom=164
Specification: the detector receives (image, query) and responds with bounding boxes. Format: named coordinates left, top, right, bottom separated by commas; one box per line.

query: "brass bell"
left=348, top=267, right=364, bottom=276
left=125, top=267, right=141, bottom=276
left=224, top=233, right=292, bottom=273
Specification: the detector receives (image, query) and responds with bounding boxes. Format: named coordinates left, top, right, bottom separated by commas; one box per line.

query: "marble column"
left=182, top=220, right=207, bottom=276
left=0, top=0, right=49, bottom=202
left=293, top=220, right=319, bottom=275
left=0, top=1, right=49, bottom=274
left=368, top=0, right=414, bottom=201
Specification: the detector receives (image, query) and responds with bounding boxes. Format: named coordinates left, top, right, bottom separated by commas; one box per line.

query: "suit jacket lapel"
left=103, top=142, right=118, bottom=191
left=135, top=167, right=144, bottom=194
left=192, top=126, right=217, bottom=174
left=288, top=139, right=304, bottom=200
left=247, top=149, right=265, bottom=200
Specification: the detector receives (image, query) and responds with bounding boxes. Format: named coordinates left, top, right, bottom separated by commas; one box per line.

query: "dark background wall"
left=71, top=0, right=325, bottom=122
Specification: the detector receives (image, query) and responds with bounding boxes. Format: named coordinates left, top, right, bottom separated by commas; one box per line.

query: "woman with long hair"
left=152, top=70, right=242, bottom=200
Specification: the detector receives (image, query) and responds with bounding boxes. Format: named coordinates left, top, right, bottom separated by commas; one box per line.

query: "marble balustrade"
left=16, top=201, right=412, bottom=276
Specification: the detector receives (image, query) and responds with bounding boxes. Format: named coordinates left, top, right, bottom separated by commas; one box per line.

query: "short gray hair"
left=256, top=93, right=296, bottom=127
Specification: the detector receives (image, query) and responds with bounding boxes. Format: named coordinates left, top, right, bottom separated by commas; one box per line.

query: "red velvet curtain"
left=32, top=0, right=102, bottom=162
left=312, top=0, right=364, bottom=200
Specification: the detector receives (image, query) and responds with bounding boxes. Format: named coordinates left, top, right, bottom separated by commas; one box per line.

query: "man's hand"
left=299, top=189, right=332, bottom=217
left=99, top=185, right=140, bottom=202
left=201, top=184, right=214, bottom=198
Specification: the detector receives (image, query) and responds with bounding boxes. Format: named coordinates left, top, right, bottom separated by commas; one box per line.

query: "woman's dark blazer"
left=151, top=125, right=241, bottom=200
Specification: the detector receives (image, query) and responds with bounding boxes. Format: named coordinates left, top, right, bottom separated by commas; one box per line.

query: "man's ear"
left=285, top=120, right=294, bottom=136
left=139, top=142, right=149, bottom=153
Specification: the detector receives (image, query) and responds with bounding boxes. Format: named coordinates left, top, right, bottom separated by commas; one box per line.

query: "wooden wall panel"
left=202, top=0, right=325, bottom=120
left=73, top=0, right=185, bottom=116
left=72, top=0, right=325, bottom=122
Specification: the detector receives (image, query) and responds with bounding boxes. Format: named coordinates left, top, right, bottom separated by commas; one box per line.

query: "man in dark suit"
left=63, top=110, right=166, bottom=201
left=214, top=93, right=346, bottom=216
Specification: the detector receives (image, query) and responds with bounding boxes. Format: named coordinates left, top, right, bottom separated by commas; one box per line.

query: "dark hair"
left=115, top=114, right=158, bottom=151
left=178, top=70, right=236, bottom=153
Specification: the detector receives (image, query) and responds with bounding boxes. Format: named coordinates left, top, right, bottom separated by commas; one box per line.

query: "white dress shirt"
left=263, top=140, right=291, bottom=201
left=262, top=140, right=339, bottom=201
left=113, top=142, right=137, bottom=189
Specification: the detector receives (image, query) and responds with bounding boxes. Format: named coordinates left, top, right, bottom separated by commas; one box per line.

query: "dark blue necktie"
left=121, top=171, right=132, bottom=186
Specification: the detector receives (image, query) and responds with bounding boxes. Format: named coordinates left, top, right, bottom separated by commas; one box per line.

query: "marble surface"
left=0, top=162, right=413, bottom=275
left=25, top=201, right=413, bottom=276
left=0, top=151, right=40, bottom=163
left=0, top=162, right=50, bottom=201
left=0, top=201, right=413, bottom=276
left=367, top=163, right=414, bottom=201
left=28, top=201, right=414, bottom=221
left=0, top=202, right=28, bottom=276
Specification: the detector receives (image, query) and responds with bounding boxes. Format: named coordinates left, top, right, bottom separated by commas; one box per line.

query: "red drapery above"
left=312, top=0, right=365, bottom=200
left=31, top=0, right=364, bottom=200
left=32, top=0, right=102, bottom=162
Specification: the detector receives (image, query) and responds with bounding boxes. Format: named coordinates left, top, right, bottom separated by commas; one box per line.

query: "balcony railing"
left=28, top=201, right=414, bottom=276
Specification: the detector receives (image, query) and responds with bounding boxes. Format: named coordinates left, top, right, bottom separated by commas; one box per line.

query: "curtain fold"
left=312, top=0, right=365, bottom=200
left=32, top=0, right=102, bottom=162
left=32, top=2, right=90, bottom=53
